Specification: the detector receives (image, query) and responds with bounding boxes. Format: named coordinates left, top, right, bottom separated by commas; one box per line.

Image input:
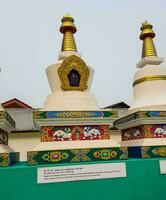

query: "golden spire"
left=60, top=13, right=77, bottom=52
left=140, top=21, right=157, bottom=58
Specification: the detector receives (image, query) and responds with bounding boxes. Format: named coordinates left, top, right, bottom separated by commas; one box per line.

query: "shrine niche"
left=68, top=69, right=80, bottom=87
left=58, top=55, right=90, bottom=91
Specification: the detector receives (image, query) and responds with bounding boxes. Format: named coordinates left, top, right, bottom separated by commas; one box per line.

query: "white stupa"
left=129, top=21, right=166, bottom=113
left=114, top=22, right=166, bottom=153
left=42, top=13, right=99, bottom=111
left=27, top=14, right=127, bottom=166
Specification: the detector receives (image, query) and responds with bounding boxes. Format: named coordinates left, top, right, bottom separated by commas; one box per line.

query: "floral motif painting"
left=27, top=147, right=128, bottom=165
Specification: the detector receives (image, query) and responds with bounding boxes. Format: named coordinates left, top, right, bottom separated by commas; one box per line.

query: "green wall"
left=0, top=158, right=166, bottom=200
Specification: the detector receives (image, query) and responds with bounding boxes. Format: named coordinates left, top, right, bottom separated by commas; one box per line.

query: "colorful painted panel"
left=142, top=146, right=166, bottom=158
left=41, top=125, right=110, bottom=142
left=122, top=124, right=166, bottom=141
left=115, top=111, right=166, bottom=126
left=150, top=125, right=166, bottom=138
left=122, top=125, right=143, bottom=141
left=138, top=111, right=166, bottom=118
left=27, top=147, right=128, bottom=165
left=34, top=111, right=118, bottom=120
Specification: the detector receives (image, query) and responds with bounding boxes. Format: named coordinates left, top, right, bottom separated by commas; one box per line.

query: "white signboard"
left=37, top=163, right=127, bottom=184
left=159, top=160, right=166, bottom=174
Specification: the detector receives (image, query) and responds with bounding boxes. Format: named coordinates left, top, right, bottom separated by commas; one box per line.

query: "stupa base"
left=114, top=111, right=166, bottom=158
left=29, top=110, right=122, bottom=165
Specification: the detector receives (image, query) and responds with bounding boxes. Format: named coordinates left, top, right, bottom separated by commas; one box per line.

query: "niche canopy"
left=58, top=55, right=90, bottom=91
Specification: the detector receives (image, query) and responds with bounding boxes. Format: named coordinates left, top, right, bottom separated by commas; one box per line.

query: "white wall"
left=6, top=108, right=38, bottom=131
left=8, top=132, right=40, bottom=161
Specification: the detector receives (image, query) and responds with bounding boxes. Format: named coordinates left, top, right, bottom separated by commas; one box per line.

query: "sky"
left=0, top=0, right=166, bottom=108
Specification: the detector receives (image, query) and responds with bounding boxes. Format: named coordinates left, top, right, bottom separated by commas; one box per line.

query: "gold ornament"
left=58, top=55, right=90, bottom=91
left=133, top=75, right=166, bottom=87
left=60, top=13, right=77, bottom=52
left=140, top=21, right=157, bottom=58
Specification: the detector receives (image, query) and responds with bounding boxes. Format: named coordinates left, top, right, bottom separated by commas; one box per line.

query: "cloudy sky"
left=0, top=0, right=165, bottom=108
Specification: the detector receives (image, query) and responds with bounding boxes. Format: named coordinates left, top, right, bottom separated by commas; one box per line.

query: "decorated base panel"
left=0, top=152, right=20, bottom=167
left=128, top=146, right=166, bottom=158
left=41, top=125, right=110, bottom=142
left=122, top=124, right=166, bottom=141
left=115, top=111, right=166, bottom=141
left=27, top=147, right=128, bottom=165
left=114, top=111, right=166, bottom=127
left=34, top=110, right=118, bottom=120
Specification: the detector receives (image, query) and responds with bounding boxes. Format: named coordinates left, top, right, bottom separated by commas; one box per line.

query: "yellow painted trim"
left=133, top=75, right=166, bottom=87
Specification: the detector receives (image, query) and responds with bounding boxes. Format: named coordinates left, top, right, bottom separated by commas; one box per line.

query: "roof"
left=2, top=98, right=32, bottom=109
left=104, top=102, right=130, bottom=109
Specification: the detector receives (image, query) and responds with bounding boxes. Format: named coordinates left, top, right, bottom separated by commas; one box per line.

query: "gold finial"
left=60, top=13, right=77, bottom=52
left=140, top=21, right=157, bottom=58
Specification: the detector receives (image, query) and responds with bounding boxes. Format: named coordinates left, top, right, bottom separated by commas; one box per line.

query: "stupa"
left=27, top=14, right=128, bottom=165
left=0, top=105, right=19, bottom=166
left=115, top=21, right=166, bottom=158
